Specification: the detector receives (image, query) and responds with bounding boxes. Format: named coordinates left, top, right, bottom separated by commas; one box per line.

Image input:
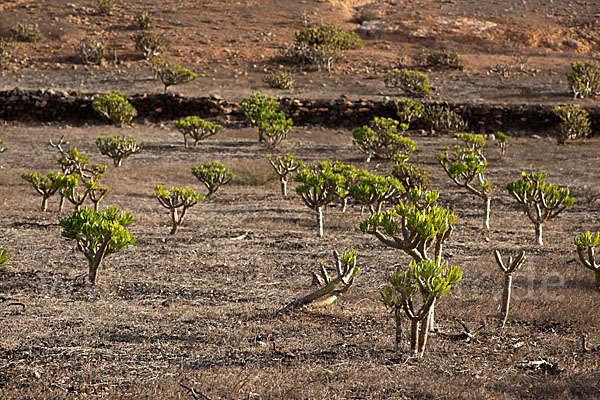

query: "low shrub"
left=154, top=185, right=204, bottom=235
left=263, top=70, right=294, bottom=89
left=96, top=135, right=144, bottom=167
left=134, top=32, right=167, bottom=59
left=394, top=99, right=424, bottom=125
left=10, top=22, right=44, bottom=42
left=551, top=105, right=591, bottom=144
left=173, top=116, right=222, bottom=148
left=418, top=49, right=465, bottom=70
left=96, top=0, right=117, bottom=15
left=192, top=162, right=235, bottom=196
left=422, top=105, right=466, bottom=134
left=257, top=111, right=294, bottom=148
left=384, top=69, right=432, bottom=98
left=493, top=131, right=509, bottom=156
left=136, top=9, right=154, bottom=30
left=352, top=117, right=416, bottom=162
left=76, top=38, right=105, bottom=65
left=152, top=59, right=196, bottom=91
left=240, top=92, right=280, bottom=143
left=567, top=61, right=600, bottom=99
left=92, top=90, right=137, bottom=125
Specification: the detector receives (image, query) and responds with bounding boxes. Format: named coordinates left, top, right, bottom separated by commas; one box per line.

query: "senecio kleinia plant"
left=352, top=117, right=416, bottom=163
left=381, top=259, right=462, bottom=357
left=295, top=161, right=352, bottom=237
left=96, top=135, right=145, bottom=167
left=191, top=162, right=235, bottom=197
left=173, top=116, right=223, bottom=148
left=349, top=171, right=404, bottom=215
left=92, top=91, right=137, bottom=125
left=384, top=69, right=432, bottom=98
left=22, top=172, right=65, bottom=211
left=152, top=59, right=197, bottom=91
left=551, top=105, right=591, bottom=144
left=494, top=131, right=509, bottom=157
left=394, top=98, right=424, bottom=125
left=574, top=232, right=600, bottom=292
left=391, top=160, right=431, bottom=192
left=155, top=185, right=205, bottom=235
left=60, top=206, right=136, bottom=285
left=493, top=250, right=526, bottom=328
left=134, top=32, right=167, bottom=59
left=263, top=70, right=294, bottom=90
left=438, top=134, right=492, bottom=229
left=257, top=111, right=294, bottom=148
left=276, top=249, right=360, bottom=315
left=240, top=92, right=280, bottom=143
left=566, top=60, right=600, bottom=99
left=267, top=154, right=303, bottom=198
left=506, top=172, right=574, bottom=246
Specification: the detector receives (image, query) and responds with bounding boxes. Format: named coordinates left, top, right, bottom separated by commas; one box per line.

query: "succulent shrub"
left=349, top=172, right=404, bottom=215
left=155, top=185, right=204, bottom=235
left=136, top=9, right=154, bottom=30
left=257, top=111, right=294, bottom=148
left=566, top=61, right=600, bottom=99
left=394, top=99, right=425, bottom=125
left=96, top=135, right=144, bottom=167
left=92, top=90, right=137, bottom=125
left=331, top=161, right=359, bottom=213
left=240, top=92, right=280, bottom=142
left=267, top=154, right=303, bottom=198
left=134, top=32, right=167, bottom=59
left=506, top=172, right=574, bottom=246
left=96, top=0, right=117, bottom=15
left=391, top=160, right=431, bottom=192
left=60, top=206, right=136, bottom=285
left=85, top=178, right=109, bottom=212
left=551, top=105, right=591, bottom=144
left=494, top=250, right=526, bottom=328
left=423, top=105, right=466, bottom=134
left=494, top=131, right=509, bottom=157
left=574, top=232, right=600, bottom=291
left=438, top=134, right=492, bottom=228
left=418, top=49, right=465, bottom=70
left=276, top=249, right=360, bottom=315
left=192, top=162, right=235, bottom=197
left=352, top=117, right=416, bottom=163
left=381, top=259, right=462, bottom=357
left=60, top=173, right=88, bottom=211
left=263, top=70, right=294, bottom=89
left=0, top=248, right=9, bottom=268
left=22, top=172, right=65, bottom=211
left=384, top=69, right=432, bottom=98
left=10, top=22, right=44, bottom=42
left=0, top=38, right=18, bottom=70
left=153, top=59, right=197, bottom=91
left=173, top=116, right=223, bottom=148
left=76, top=38, right=105, bottom=65
left=295, top=161, right=351, bottom=237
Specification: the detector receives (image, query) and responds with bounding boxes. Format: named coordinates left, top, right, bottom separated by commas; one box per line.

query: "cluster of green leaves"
left=507, top=172, right=574, bottom=246
left=394, top=99, right=424, bottom=125
left=155, top=185, right=205, bottom=234
left=76, top=38, right=105, bottom=65
left=173, top=116, right=223, bottom=148
left=267, top=154, right=303, bottom=198
left=551, top=105, right=591, bottom=144
left=423, top=105, right=466, bottom=134
left=96, top=135, right=144, bottom=167
left=574, top=232, right=600, bottom=291
left=240, top=92, right=293, bottom=146
left=152, top=59, right=197, bottom=91
left=22, top=172, right=65, bottom=211
left=567, top=61, right=600, bottom=99
left=0, top=248, right=9, bottom=269
left=263, top=70, right=294, bottom=90
left=60, top=206, right=136, bottom=285
left=352, top=117, right=416, bottom=162
left=240, top=92, right=279, bottom=128
left=493, top=131, right=509, bottom=156
left=348, top=172, right=404, bottom=215
left=384, top=69, right=432, bottom=98
left=134, top=32, right=167, bottom=59
left=192, top=162, right=235, bottom=196
left=0, top=38, right=19, bottom=70
left=417, top=49, right=465, bottom=70
left=92, top=90, right=137, bottom=125
left=10, top=22, right=44, bottom=43
left=391, top=160, right=431, bottom=192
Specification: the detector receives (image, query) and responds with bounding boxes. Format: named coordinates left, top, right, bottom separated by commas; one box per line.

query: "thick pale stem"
left=170, top=209, right=179, bottom=235
left=536, top=223, right=543, bottom=246
left=59, top=195, right=65, bottom=212
left=41, top=196, right=48, bottom=212
left=410, top=319, right=419, bottom=357
left=317, top=206, right=324, bottom=237
left=501, top=274, right=513, bottom=328
left=427, top=299, right=436, bottom=332
left=395, top=308, right=402, bottom=353
left=281, top=178, right=288, bottom=198
left=418, top=317, right=429, bottom=358
left=365, top=148, right=373, bottom=163
left=484, top=196, right=491, bottom=229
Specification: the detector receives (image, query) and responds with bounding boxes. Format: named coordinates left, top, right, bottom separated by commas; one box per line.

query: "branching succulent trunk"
left=501, top=274, right=513, bottom=327
left=494, top=250, right=526, bottom=328
left=86, top=236, right=111, bottom=285
left=535, top=223, right=543, bottom=246
left=484, top=196, right=491, bottom=229
left=317, top=206, right=324, bottom=237
left=280, top=178, right=288, bottom=198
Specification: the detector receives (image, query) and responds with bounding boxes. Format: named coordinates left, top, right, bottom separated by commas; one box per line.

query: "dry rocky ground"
left=1, top=0, right=600, bottom=399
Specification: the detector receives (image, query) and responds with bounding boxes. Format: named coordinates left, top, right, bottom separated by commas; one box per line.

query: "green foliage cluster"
left=567, top=61, right=600, bottom=99
left=192, top=162, right=235, bottom=196
left=0, top=138, right=6, bottom=153
left=0, top=38, right=18, bottom=69
left=418, top=49, right=465, bottom=70
left=152, top=59, right=197, bottom=91
left=92, top=90, right=137, bottom=125
left=384, top=69, right=432, bottom=98
left=574, top=232, right=600, bottom=291
left=10, top=22, right=44, bottom=43
left=352, top=117, right=416, bottom=162
left=96, top=135, right=144, bottom=167
left=267, top=154, right=303, bottom=198
left=240, top=92, right=293, bottom=146
left=394, top=99, right=424, bottom=125
left=240, top=92, right=279, bottom=128
left=173, top=116, right=223, bottom=148
left=391, top=161, right=431, bottom=192
left=0, top=248, right=9, bottom=269
left=155, top=185, right=205, bottom=234
left=21, top=172, right=64, bottom=211
left=60, top=206, right=136, bottom=285
left=507, top=172, right=574, bottom=246
left=76, top=38, right=105, bottom=65
left=551, top=105, right=591, bottom=144
left=493, top=131, right=509, bottom=156
left=135, top=32, right=167, bottom=59
left=263, top=70, right=294, bottom=90
left=348, top=172, right=403, bottom=215
left=423, top=105, right=466, bottom=134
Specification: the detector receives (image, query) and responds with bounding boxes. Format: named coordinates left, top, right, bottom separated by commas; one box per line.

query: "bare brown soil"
left=1, top=1, right=600, bottom=399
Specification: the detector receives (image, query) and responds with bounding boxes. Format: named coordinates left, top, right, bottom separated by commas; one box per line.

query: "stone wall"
left=1, top=88, right=599, bottom=134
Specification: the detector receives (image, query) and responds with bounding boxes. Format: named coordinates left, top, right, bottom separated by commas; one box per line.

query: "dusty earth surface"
left=1, top=0, right=600, bottom=399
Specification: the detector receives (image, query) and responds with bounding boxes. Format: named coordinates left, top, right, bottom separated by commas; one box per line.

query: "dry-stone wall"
left=1, top=87, right=599, bottom=134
